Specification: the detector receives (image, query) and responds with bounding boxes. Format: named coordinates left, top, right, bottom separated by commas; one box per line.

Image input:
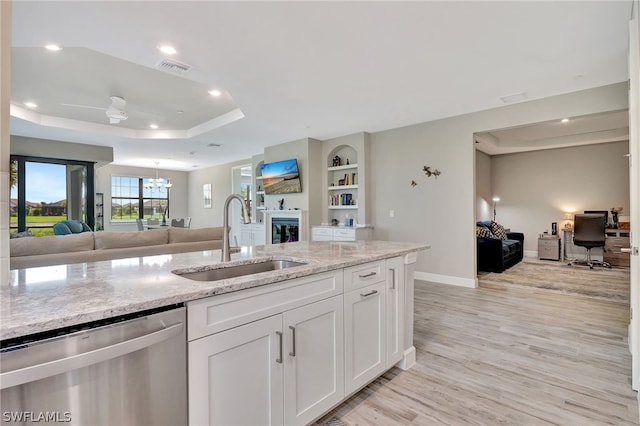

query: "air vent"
left=156, top=59, right=192, bottom=74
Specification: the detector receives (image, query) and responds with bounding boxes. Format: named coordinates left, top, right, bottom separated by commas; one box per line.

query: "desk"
left=605, top=229, right=631, bottom=267
left=561, top=228, right=630, bottom=266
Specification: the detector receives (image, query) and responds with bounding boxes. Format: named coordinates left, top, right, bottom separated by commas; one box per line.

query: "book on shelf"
left=342, top=172, right=357, bottom=186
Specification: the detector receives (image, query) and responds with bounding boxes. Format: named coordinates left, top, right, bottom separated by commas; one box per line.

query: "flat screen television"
left=260, top=158, right=302, bottom=195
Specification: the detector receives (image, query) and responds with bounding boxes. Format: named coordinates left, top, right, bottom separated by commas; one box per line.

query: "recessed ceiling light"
left=149, top=124, right=159, bottom=129
left=561, top=118, right=570, bottom=123
left=24, top=102, right=38, bottom=108
left=177, top=110, right=184, bottom=114
left=208, top=89, right=222, bottom=97
left=44, top=44, right=62, bottom=51
left=158, top=45, right=177, bottom=55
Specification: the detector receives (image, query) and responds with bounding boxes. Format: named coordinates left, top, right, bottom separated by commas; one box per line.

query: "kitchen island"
left=1, top=240, right=429, bottom=426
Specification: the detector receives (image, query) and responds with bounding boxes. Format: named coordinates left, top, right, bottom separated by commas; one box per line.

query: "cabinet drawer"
left=313, top=227, right=333, bottom=237
left=334, top=229, right=356, bottom=241
left=343, top=260, right=385, bottom=292
left=187, top=270, right=343, bottom=340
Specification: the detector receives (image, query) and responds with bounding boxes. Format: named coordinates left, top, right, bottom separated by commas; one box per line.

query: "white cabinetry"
left=344, top=281, right=386, bottom=395
left=240, top=223, right=265, bottom=246
left=312, top=225, right=373, bottom=241
left=283, top=296, right=344, bottom=425
left=187, top=254, right=417, bottom=426
left=385, top=256, right=405, bottom=366
left=187, top=272, right=343, bottom=426
left=188, top=315, right=283, bottom=426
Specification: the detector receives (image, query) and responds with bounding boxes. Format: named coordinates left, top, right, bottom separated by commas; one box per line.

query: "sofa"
left=10, top=226, right=224, bottom=270
left=476, top=221, right=524, bottom=273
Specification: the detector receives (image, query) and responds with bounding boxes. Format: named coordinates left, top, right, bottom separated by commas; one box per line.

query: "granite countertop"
left=1, top=240, right=429, bottom=341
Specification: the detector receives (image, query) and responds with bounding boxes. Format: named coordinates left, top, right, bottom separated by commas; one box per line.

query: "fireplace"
left=271, top=217, right=299, bottom=244
left=265, top=210, right=306, bottom=245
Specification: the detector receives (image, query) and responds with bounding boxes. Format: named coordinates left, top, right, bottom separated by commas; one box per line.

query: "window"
left=111, top=176, right=170, bottom=222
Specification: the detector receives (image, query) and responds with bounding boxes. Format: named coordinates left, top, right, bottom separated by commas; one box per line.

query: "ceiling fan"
left=62, top=96, right=129, bottom=124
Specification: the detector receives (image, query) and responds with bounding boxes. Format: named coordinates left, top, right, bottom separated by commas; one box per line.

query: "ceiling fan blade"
left=109, top=96, right=127, bottom=111
left=61, top=103, right=106, bottom=111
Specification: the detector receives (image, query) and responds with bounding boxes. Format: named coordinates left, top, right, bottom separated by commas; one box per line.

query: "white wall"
left=95, top=164, right=189, bottom=232
left=491, top=141, right=630, bottom=254
left=0, top=1, right=11, bottom=284
left=475, top=150, right=492, bottom=222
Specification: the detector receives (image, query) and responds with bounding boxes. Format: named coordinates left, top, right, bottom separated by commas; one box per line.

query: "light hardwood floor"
left=316, top=262, right=638, bottom=425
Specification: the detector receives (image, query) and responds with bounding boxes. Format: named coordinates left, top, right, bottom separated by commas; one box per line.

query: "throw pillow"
left=476, top=226, right=494, bottom=239
left=490, top=221, right=508, bottom=240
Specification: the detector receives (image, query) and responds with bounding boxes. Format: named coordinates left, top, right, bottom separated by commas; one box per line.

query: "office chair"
left=569, top=213, right=611, bottom=269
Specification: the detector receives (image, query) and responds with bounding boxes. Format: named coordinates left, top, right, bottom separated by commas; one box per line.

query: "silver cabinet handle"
left=289, top=326, right=296, bottom=357
left=276, top=331, right=283, bottom=364
left=621, top=248, right=632, bottom=253
left=358, top=272, right=377, bottom=278
left=390, top=268, right=396, bottom=289
left=360, top=290, right=378, bottom=297
left=0, top=322, right=183, bottom=390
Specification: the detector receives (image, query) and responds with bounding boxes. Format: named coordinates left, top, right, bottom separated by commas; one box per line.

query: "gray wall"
left=490, top=141, right=630, bottom=255
left=475, top=150, right=493, bottom=222
left=187, top=159, right=248, bottom=229
left=369, top=83, right=627, bottom=287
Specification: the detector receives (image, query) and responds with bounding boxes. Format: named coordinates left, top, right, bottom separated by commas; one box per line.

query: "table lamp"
left=563, top=212, right=574, bottom=229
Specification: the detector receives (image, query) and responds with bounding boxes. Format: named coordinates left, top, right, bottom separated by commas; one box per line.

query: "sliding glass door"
left=10, top=156, right=95, bottom=236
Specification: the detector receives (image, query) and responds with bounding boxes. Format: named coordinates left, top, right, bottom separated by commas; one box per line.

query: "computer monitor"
left=584, top=210, right=609, bottom=227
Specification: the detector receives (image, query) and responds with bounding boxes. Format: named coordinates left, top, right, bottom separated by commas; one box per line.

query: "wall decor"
left=411, top=165, right=442, bottom=187
left=203, top=184, right=212, bottom=209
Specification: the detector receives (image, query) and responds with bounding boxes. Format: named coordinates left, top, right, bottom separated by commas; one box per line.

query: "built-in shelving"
left=328, top=205, right=358, bottom=210
left=328, top=185, right=358, bottom=191
left=327, top=163, right=358, bottom=172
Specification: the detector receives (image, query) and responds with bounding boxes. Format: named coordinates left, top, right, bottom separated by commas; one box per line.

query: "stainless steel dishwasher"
left=1, top=305, right=187, bottom=426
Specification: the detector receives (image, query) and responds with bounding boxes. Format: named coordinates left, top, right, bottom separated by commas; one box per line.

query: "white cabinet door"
left=283, top=296, right=344, bottom=426
left=253, top=223, right=266, bottom=246
left=385, top=256, right=405, bottom=367
left=188, top=315, right=284, bottom=426
left=344, top=281, right=386, bottom=395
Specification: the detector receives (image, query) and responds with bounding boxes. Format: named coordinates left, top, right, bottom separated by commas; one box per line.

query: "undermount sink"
left=173, top=259, right=308, bottom=282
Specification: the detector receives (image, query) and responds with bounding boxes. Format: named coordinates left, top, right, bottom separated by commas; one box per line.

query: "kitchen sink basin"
left=173, top=259, right=308, bottom=282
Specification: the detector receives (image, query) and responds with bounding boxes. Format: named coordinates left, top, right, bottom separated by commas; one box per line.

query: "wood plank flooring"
left=316, top=264, right=637, bottom=425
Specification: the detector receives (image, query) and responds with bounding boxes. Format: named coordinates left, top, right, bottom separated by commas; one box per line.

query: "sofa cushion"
left=169, top=226, right=224, bottom=244
left=95, top=229, right=169, bottom=250
left=476, top=226, right=494, bottom=239
left=501, top=239, right=521, bottom=257
left=490, top=221, right=508, bottom=240
left=10, top=232, right=95, bottom=257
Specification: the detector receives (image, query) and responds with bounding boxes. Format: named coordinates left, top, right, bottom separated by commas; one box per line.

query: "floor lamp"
left=492, top=197, right=500, bottom=221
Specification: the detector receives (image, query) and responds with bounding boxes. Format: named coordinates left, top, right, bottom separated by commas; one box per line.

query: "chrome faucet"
left=222, top=193, right=251, bottom=262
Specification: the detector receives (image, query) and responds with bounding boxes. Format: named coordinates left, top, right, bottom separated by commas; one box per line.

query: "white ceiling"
left=10, top=1, right=633, bottom=171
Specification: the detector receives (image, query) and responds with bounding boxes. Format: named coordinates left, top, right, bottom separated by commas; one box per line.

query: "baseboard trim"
left=396, top=346, right=416, bottom=371
left=415, top=271, right=476, bottom=288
